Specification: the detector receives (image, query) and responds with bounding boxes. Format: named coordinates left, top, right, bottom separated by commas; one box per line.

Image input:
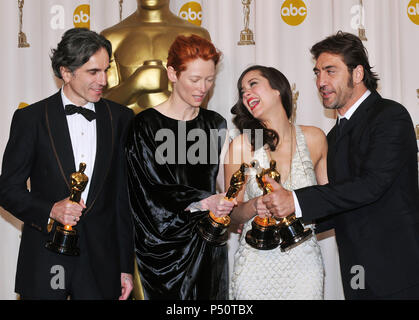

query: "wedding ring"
left=74, top=217, right=77, bottom=222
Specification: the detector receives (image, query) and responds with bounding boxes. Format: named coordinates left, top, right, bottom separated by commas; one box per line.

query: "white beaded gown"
left=229, top=125, right=324, bottom=300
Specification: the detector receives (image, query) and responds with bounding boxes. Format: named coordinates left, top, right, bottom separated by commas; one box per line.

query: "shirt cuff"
left=292, top=191, right=302, bottom=218
left=185, top=201, right=203, bottom=213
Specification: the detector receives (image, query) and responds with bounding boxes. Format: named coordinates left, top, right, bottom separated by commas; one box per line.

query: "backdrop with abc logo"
left=0, top=0, right=418, bottom=300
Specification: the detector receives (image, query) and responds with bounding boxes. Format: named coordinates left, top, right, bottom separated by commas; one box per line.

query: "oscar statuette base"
left=196, top=214, right=229, bottom=247
left=278, top=218, right=312, bottom=252
left=238, top=30, right=255, bottom=45
left=45, top=225, right=80, bottom=256
left=245, top=220, right=280, bottom=250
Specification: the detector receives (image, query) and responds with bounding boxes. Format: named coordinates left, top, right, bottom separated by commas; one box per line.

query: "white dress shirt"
left=61, top=89, right=97, bottom=204
left=293, top=90, right=371, bottom=218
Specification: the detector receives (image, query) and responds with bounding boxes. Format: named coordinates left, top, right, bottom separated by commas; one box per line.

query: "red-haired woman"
left=125, top=35, right=233, bottom=299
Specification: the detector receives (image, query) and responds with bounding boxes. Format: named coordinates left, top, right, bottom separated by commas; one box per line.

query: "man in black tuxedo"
left=263, top=31, right=419, bottom=299
left=0, top=28, right=134, bottom=299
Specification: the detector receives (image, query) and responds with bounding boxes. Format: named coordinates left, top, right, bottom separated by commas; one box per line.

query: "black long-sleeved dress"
left=125, top=107, right=228, bottom=300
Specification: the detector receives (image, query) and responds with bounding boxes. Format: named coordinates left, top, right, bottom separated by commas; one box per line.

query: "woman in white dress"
left=225, top=65, right=328, bottom=300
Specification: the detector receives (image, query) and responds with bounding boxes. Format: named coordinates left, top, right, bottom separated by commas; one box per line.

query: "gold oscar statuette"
left=246, top=160, right=313, bottom=251
left=119, top=0, right=124, bottom=22
left=18, top=0, right=30, bottom=48
left=245, top=160, right=281, bottom=250
left=265, top=160, right=312, bottom=251
left=45, top=163, right=88, bottom=256
left=238, top=0, right=255, bottom=45
left=358, top=0, right=367, bottom=41
left=197, top=163, right=249, bottom=246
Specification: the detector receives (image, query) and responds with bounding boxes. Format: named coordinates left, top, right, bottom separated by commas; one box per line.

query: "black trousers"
left=19, top=250, right=103, bottom=300
left=345, top=282, right=419, bottom=300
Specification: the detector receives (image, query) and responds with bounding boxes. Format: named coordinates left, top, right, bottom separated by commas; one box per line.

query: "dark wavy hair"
left=51, top=28, right=112, bottom=79
left=310, top=31, right=379, bottom=91
left=231, top=65, right=293, bottom=151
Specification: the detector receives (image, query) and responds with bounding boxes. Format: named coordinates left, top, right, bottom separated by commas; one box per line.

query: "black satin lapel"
left=85, top=99, right=113, bottom=208
left=45, top=91, right=75, bottom=189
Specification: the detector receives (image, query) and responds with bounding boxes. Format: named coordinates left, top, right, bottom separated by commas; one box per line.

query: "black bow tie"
left=65, top=104, right=96, bottom=122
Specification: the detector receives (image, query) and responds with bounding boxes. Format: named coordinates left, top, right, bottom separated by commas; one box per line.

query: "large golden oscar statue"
left=101, top=0, right=211, bottom=114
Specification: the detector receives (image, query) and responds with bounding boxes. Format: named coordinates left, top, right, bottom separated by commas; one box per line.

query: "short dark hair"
left=310, top=31, right=379, bottom=91
left=51, top=28, right=112, bottom=79
left=231, top=65, right=293, bottom=151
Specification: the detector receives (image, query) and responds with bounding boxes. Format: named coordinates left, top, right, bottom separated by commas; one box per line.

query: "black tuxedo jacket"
left=0, top=91, right=134, bottom=298
left=296, top=91, right=419, bottom=298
